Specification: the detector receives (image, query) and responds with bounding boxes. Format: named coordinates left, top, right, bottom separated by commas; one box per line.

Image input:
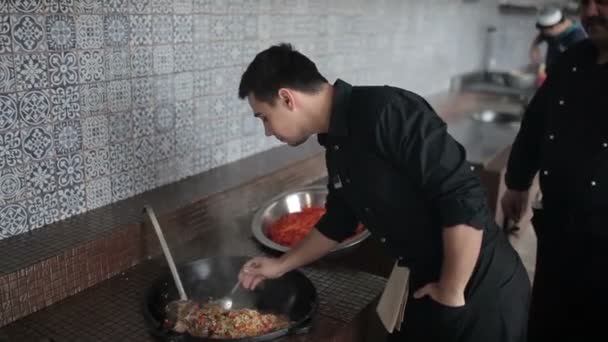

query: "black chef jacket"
left=505, top=39, right=608, bottom=238
left=315, top=79, right=504, bottom=288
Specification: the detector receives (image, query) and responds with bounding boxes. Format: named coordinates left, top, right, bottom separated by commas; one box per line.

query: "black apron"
left=387, top=232, right=531, bottom=342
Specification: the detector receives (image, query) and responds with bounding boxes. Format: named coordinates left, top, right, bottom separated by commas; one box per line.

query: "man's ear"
left=278, top=88, right=295, bottom=110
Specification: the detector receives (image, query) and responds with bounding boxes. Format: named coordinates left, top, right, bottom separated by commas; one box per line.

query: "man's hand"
left=238, top=257, right=285, bottom=290
left=501, top=189, right=529, bottom=222
left=530, top=46, right=543, bottom=64
left=413, top=282, right=466, bottom=307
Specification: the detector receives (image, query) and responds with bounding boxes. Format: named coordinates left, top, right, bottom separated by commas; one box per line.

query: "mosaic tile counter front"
left=0, top=0, right=529, bottom=240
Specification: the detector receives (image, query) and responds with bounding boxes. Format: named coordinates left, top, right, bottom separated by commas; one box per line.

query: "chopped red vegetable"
left=268, top=206, right=364, bottom=247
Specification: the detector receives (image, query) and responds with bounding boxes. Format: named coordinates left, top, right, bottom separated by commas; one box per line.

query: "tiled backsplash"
left=0, top=0, right=532, bottom=241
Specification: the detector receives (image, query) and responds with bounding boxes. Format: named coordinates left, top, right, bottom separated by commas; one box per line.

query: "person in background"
left=529, top=5, right=587, bottom=74
left=236, top=43, right=530, bottom=342
left=501, top=0, right=608, bottom=340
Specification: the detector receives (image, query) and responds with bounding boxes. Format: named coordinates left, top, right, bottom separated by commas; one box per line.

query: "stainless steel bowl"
left=251, top=185, right=371, bottom=253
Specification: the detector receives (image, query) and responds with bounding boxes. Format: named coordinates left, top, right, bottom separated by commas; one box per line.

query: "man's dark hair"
left=238, top=43, right=328, bottom=103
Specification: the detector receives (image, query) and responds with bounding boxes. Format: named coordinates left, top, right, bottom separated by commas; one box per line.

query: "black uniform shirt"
left=315, top=79, right=500, bottom=278
left=505, top=39, right=608, bottom=234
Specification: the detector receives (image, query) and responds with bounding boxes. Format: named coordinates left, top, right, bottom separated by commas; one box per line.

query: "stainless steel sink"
left=450, top=70, right=536, bottom=102
left=470, top=110, right=522, bottom=125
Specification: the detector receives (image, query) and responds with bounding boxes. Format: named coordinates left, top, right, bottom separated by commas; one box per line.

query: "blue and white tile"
left=240, top=135, right=258, bottom=158
left=175, top=99, right=193, bottom=129
left=133, top=136, right=154, bottom=165
left=46, top=15, right=76, bottom=50
left=192, top=15, right=209, bottom=42
left=82, top=115, right=108, bottom=148
left=15, top=53, right=48, bottom=91
left=153, top=74, right=174, bottom=104
left=1, top=130, right=23, bottom=169
left=192, top=146, right=211, bottom=173
left=104, top=48, right=129, bottom=80
left=26, top=192, right=59, bottom=229
left=111, top=170, right=133, bottom=201
left=108, top=111, right=132, bottom=143
left=193, top=43, right=208, bottom=69
left=152, top=15, right=172, bottom=44
left=132, top=164, right=155, bottom=194
left=50, top=86, right=80, bottom=121
left=130, top=0, right=150, bottom=13
left=26, top=159, right=57, bottom=195
left=173, top=0, right=192, bottom=14
left=193, top=96, right=210, bottom=120
left=229, top=0, right=256, bottom=14
left=80, top=83, right=107, bottom=116
left=0, top=165, right=30, bottom=204
left=173, top=15, right=192, bottom=44
left=209, top=117, right=228, bottom=145
left=84, top=147, right=109, bottom=180
left=175, top=125, right=196, bottom=156
left=48, top=0, right=75, bottom=13
left=209, top=15, right=238, bottom=41
left=131, top=77, right=154, bottom=108
left=151, top=0, right=172, bottom=14
left=176, top=153, right=195, bottom=180
left=12, top=15, right=46, bottom=52
left=241, top=114, right=257, bottom=136
left=130, top=46, right=153, bottom=77
left=53, top=120, right=82, bottom=156
left=174, top=44, right=194, bottom=73
left=19, top=90, right=52, bottom=126
left=109, top=142, right=135, bottom=173
left=86, top=177, right=111, bottom=209
left=78, top=49, right=105, bottom=83
left=21, top=126, right=52, bottom=162
left=193, top=71, right=208, bottom=98
left=76, top=15, right=104, bottom=49
left=129, top=15, right=152, bottom=46
left=132, top=106, right=154, bottom=138
left=0, top=203, right=29, bottom=239
left=104, top=0, right=128, bottom=13
left=153, top=45, right=173, bottom=75
left=106, top=80, right=131, bottom=112
left=0, top=94, right=19, bottom=131
left=155, top=132, right=175, bottom=161
left=48, top=51, right=79, bottom=87
left=0, top=16, right=13, bottom=54
left=174, top=72, right=193, bottom=101
left=225, top=139, right=241, bottom=163
left=210, top=143, right=227, bottom=169
left=56, top=153, right=84, bottom=188
left=57, top=183, right=86, bottom=219
left=154, top=103, right=175, bottom=132
left=155, top=157, right=177, bottom=187
left=226, top=116, right=240, bottom=141
left=103, top=14, right=129, bottom=47
left=76, top=0, right=103, bottom=13
left=10, top=0, right=47, bottom=13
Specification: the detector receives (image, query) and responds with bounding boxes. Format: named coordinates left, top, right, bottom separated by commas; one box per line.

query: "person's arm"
left=504, top=78, right=550, bottom=191
left=374, top=94, right=487, bottom=306
left=530, top=33, right=544, bottom=64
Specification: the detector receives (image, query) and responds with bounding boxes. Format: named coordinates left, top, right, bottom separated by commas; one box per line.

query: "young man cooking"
left=237, top=43, right=530, bottom=342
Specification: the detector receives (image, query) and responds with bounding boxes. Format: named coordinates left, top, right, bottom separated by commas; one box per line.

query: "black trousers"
left=527, top=210, right=608, bottom=341
left=387, top=241, right=531, bottom=342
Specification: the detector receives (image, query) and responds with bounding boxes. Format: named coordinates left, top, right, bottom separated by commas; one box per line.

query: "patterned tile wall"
left=0, top=0, right=530, bottom=240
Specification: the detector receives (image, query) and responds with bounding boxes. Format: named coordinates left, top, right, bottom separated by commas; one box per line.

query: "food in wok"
left=164, top=300, right=290, bottom=339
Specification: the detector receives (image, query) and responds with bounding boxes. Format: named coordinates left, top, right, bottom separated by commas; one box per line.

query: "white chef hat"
left=536, top=6, right=564, bottom=29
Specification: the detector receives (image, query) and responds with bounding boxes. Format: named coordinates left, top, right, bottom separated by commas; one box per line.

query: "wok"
left=143, top=256, right=317, bottom=342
